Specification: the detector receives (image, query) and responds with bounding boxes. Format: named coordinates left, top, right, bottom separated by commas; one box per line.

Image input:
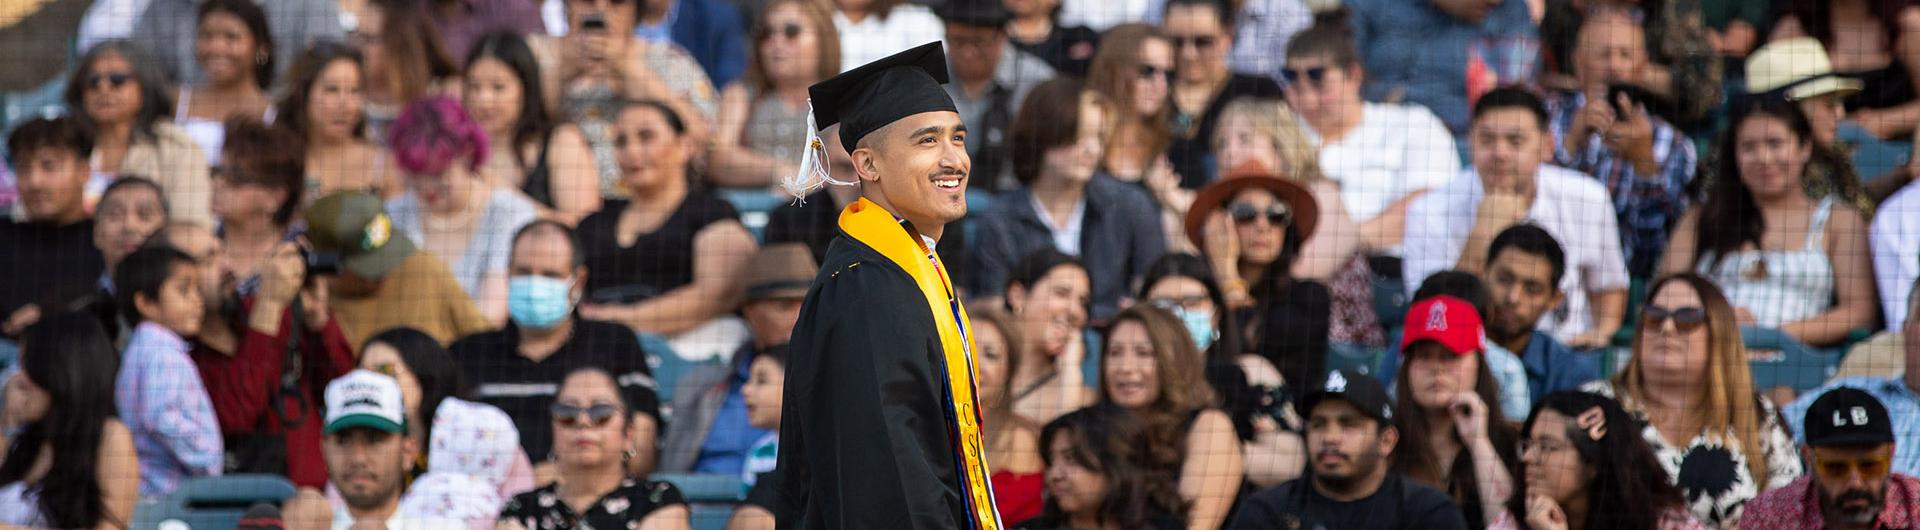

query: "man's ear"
left=850, top=144, right=882, bottom=184
left=1379, top=424, right=1399, bottom=457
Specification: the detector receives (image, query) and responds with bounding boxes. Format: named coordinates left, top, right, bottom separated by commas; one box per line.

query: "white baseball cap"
left=1746, top=37, right=1863, bottom=101
left=325, top=369, right=407, bottom=434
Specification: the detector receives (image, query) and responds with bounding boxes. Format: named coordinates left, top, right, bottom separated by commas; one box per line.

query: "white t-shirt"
left=1059, top=0, right=1155, bottom=31
left=1872, top=181, right=1920, bottom=331
left=835, top=6, right=946, bottom=72
left=1307, top=102, right=1460, bottom=225
left=330, top=505, right=470, bottom=530
left=1403, top=165, right=1630, bottom=342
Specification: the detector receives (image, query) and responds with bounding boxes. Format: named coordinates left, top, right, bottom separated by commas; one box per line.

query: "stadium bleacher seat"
left=129, top=474, right=296, bottom=529
left=655, top=473, right=747, bottom=530
left=1744, top=326, right=1845, bottom=394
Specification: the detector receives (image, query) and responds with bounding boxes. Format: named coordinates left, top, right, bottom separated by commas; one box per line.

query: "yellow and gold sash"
left=839, top=198, right=1001, bottom=530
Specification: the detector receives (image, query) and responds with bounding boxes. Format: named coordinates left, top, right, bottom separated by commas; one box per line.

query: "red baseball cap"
left=1400, top=295, right=1485, bottom=356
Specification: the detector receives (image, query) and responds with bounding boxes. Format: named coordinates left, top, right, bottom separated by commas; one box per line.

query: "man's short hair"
left=1486, top=224, right=1567, bottom=286
left=1412, top=270, right=1492, bottom=318
left=511, top=219, right=584, bottom=268
left=99, top=175, right=169, bottom=217
left=7, top=116, right=93, bottom=166
left=1470, top=86, right=1550, bottom=131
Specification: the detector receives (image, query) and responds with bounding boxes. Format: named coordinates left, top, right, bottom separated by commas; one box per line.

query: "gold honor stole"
left=839, top=198, right=1002, bottom=530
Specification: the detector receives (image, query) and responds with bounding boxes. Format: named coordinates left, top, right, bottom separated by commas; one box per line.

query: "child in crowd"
left=113, top=245, right=223, bottom=496
left=742, top=345, right=787, bottom=487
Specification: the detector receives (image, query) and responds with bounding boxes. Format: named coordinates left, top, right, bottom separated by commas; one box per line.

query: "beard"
left=1821, top=488, right=1884, bottom=527
left=1313, top=446, right=1385, bottom=495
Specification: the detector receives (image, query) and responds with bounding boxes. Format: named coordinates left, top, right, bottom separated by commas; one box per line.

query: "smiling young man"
left=1230, top=369, right=1468, bottom=530
left=773, top=42, right=1001, bottom=529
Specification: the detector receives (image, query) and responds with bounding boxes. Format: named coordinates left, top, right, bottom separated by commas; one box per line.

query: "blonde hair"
left=1613, top=273, right=1768, bottom=484
left=1212, top=97, right=1326, bottom=183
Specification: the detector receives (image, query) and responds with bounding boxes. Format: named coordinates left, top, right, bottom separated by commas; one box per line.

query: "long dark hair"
left=365, top=327, right=468, bottom=460
left=1036, top=404, right=1187, bottom=529
left=276, top=41, right=367, bottom=141
left=0, top=312, right=123, bottom=529
left=465, top=32, right=551, bottom=169
left=367, top=0, right=456, bottom=104
left=1139, top=252, right=1243, bottom=358
left=1694, top=98, right=1862, bottom=270
left=65, top=41, right=176, bottom=142
left=1390, top=336, right=1517, bottom=526
left=1507, top=391, right=1686, bottom=530
left=197, top=0, right=275, bottom=88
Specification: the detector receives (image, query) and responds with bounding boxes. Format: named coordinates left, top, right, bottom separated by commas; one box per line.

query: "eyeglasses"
left=1641, top=305, right=1706, bottom=334
left=1811, top=447, right=1893, bottom=483
left=757, top=22, right=802, bottom=41
left=1170, top=35, right=1218, bottom=51
left=1281, top=66, right=1327, bottom=86
left=551, top=402, right=621, bottom=429
left=1228, top=202, right=1291, bottom=226
left=1136, top=64, right=1174, bottom=83
left=85, top=72, right=134, bottom=90
left=1517, top=438, right=1573, bottom=457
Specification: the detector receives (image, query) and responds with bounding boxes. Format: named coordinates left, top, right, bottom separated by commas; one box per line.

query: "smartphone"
left=581, top=12, right=607, bottom=31
left=1606, top=82, right=1653, bottom=118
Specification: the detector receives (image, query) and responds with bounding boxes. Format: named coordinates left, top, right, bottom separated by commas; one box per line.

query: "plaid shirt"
left=1545, top=90, right=1697, bottom=278
left=117, top=321, right=224, bottom=496
left=1739, top=473, right=1920, bottom=529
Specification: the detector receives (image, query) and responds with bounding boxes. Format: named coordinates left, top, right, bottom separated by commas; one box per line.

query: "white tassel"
left=780, top=99, right=858, bottom=204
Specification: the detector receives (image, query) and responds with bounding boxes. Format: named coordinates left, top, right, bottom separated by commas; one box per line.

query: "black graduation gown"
left=774, top=229, right=973, bottom=530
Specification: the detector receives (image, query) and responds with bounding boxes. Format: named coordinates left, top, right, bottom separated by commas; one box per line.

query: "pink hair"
left=387, top=95, right=490, bottom=176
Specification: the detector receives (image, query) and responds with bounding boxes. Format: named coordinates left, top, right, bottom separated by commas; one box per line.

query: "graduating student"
left=773, top=42, right=1002, bottom=529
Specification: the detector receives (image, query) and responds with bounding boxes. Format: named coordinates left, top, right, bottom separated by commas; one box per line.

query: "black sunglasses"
left=757, top=22, right=802, bottom=41
left=552, top=402, right=621, bottom=428
left=1136, top=64, right=1174, bottom=83
left=1281, top=66, right=1327, bottom=86
left=1170, top=35, right=1218, bottom=51
left=85, top=72, right=134, bottom=90
left=1229, top=202, right=1290, bottom=226
left=1641, top=305, right=1706, bottom=333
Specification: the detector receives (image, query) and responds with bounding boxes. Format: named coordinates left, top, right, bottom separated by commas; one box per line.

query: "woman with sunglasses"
left=1003, top=0, right=1099, bottom=76
left=709, top=0, right=839, bottom=190
left=1278, top=15, right=1458, bottom=253
left=277, top=42, right=399, bottom=200
left=464, top=32, right=598, bottom=225
left=529, top=0, right=716, bottom=192
left=64, top=40, right=213, bottom=226
left=1157, top=0, right=1280, bottom=193
left=1095, top=304, right=1243, bottom=530
left=498, top=365, right=689, bottom=530
left=1490, top=390, right=1705, bottom=530
left=175, top=0, right=275, bottom=166
left=1138, top=253, right=1305, bottom=489
left=1580, top=274, right=1802, bottom=529
left=1205, top=97, right=1380, bottom=350
left=360, top=327, right=534, bottom=527
left=1086, top=24, right=1174, bottom=186
left=385, top=96, right=541, bottom=326
left=1660, top=98, right=1878, bottom=348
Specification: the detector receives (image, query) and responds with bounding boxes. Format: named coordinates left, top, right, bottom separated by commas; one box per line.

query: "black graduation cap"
left=808, top=42, right=958, bottom=150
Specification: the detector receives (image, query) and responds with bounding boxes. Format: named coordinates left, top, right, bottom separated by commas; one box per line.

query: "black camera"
left=300, top=246, right=340, bottom=279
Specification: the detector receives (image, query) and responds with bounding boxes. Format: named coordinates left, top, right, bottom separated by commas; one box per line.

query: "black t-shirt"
left=0, top=218, right=103, bottom=325
left=1229, top=474, right=1468, bottom=530
left=575, top=193, right=739, bottom=304
left=451, top=319, right=660, bottom=460
left=1011, top=511, right=1185, bottom=530
left=1167, top=74, right=1285, bottom=189
left=1010, top=24, right=1100, bottom=78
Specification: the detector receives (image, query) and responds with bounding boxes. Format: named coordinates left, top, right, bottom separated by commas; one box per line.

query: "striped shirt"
left=1545, top=90, right=1697, bottom=278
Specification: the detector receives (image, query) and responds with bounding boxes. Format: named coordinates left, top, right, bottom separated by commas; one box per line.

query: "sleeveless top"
left=575, top=193, right=740, bottom=303
left=0, top=482, right=44, bottom=526
left=1697, top=197, right=1837, bottom=327
left=741, top=92, right=808, bottom=174
left=176, top=90, right=226, bottom=166
left=520, top=136, right=556, bottom=208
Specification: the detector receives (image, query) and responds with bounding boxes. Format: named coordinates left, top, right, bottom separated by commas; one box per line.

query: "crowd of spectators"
left=5, top=0, right=1920, bottom=528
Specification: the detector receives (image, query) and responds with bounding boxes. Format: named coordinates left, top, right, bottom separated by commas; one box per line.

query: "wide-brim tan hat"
left=1183, top=162, right=1320, bottom=249
left=1747, top=37, right=1862, bottom=101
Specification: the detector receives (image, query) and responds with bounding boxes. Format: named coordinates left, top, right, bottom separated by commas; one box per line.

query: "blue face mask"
left=508, top=275, right=575, bottom=329
left=1176, top=307, right=1218, bottom=351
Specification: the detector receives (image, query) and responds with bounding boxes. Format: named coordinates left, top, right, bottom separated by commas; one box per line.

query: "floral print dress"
left=499, top=479, right=687, bottom=530
left=1582, top=381, right=1803, bottom=530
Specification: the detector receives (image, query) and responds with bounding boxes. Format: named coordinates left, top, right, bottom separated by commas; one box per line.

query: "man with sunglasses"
left=1785, top=283, right=1920, bottom=478
left=774, top=42, right=1001, bottom=529
left=1742, top=388, right=1920, bottom=529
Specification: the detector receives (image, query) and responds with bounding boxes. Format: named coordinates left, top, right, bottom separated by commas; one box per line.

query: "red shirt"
left=1740, top=473, right=1920, bottom=530
left=190, top=302, right=357, bottom=488
left=992, top=470, right=1044, bottom=524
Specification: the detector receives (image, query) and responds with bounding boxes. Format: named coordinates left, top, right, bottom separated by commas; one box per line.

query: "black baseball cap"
left=1298, top=369, right=1394, bottom=426
left=1804, top=388, right=1894, bottom=447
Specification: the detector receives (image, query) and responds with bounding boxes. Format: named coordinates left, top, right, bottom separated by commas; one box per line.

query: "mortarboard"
left=782, top=42, right=959, bottom=199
